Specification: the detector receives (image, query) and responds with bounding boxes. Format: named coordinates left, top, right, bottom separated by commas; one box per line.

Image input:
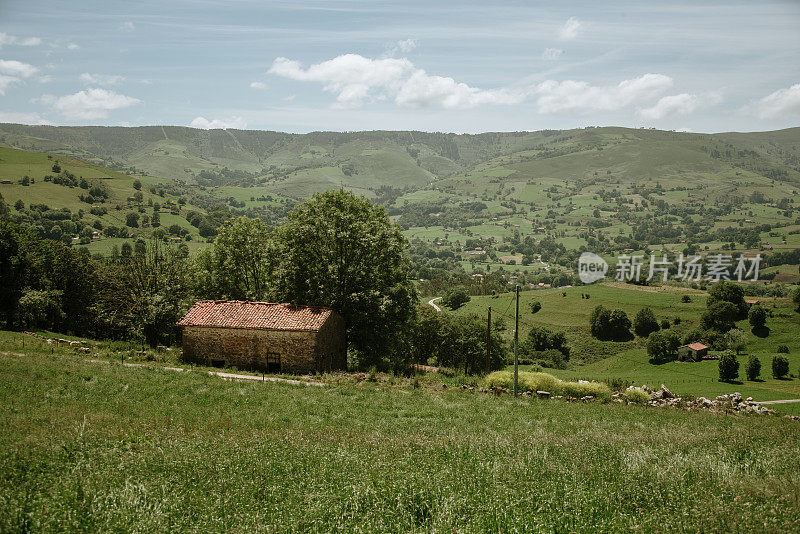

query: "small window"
left=266, top=352, right=281, bottom=373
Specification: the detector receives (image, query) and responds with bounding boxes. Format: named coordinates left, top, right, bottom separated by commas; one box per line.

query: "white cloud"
left=541, top=48, right=564, bottom=61
left=269, top=54, right=413, bottom=107
left=0, top=59, right=38, bottom=94
left=396, top=70, right=524, bottom=108
left=558, top=17, right=582, bottom=39
left=67, top=43, right=80, bottom=50
left=0, top=59, right=38, bottom=78
left=269, top=54, right=676, bottom=114
left=269, top=54, right=522, bottom=109
left=38, top=75, right=53, bottom=83
left=0, top=33, right=42, bottom=48
left=395, top=39, right=418, bottom=53
left=637, top=92, right=722, bottom=119
left=249, top=81, right=268, bottom=89
left=0, top=76, right=20, bottom=95
left=746, top=83, right=800, bottom=118
left=0, top=111, right=50, bottom=125
left=532, top=73, right=673, bottom=114
left=79, top=72, right=124, bottom=86
left=190, top=116, right=247, bottom=129
left=384, top=39, right=419, bottom=57
left=121, top=22, right=135, bottom=31
left=39, top=88, right=141, bottom=119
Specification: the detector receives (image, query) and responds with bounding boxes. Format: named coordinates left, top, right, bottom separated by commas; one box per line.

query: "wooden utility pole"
left=486, top=306, right=491, bottom=373
left=513, top=285, right=519, bottom=397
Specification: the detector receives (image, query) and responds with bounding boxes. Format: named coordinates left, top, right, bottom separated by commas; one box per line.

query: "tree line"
left=0, top=190, right=508, bottom=373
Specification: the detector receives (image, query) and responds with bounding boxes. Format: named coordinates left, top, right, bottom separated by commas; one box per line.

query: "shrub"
left=634, top=308, right=660, bottom=337
left=442, top=287, right=470, bottom=310
left=681, top=295, right=692, bottom=303
left=746, top=356, right=761, bottom=381
left=590, top=305, right=632, bottom=341
left=748, top=305, right=767, bottom=329
left=562, top=381, right=611, bottom=400
left=520, top=326, right=570, bottom=358
left=660, top=319, right=671, bottom=329
left=486, top=371, right=559, bottom=393
left=682, top=328, right=706, bottom=345
left=772, top=355, right=790, bottom=379
left=622, top=387, right=650, bottom=405
left=702, top=301, right=738, bottom=333
left=718, top=352, right=739, bottom=382
left=484, top=371, right=610, bottom=399
left=777, top=345, right=789, bottom=354
left=529, top=301, right=541, bottom=314
left=518, top=372, right=563, bottom=394
left=673, top=316, right=681, bottom=325
left=647, top=330, right=681, bottom=363
left=724, top=328, right=747, bottom=355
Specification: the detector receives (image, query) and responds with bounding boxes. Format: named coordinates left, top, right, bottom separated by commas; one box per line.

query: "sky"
left=0, top=0, right=798, bottom=134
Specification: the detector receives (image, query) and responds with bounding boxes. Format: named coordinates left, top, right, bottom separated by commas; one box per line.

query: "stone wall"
left=313, top=313, right=347, bottom=371
left=181, top=326, right=316, bottom=373
left=180, top=315, right=346, bottom=373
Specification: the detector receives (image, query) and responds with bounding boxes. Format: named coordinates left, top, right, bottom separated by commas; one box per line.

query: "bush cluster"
left=485, top=371, right=611, bottom=400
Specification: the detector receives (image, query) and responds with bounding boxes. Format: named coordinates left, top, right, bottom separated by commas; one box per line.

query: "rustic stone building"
left=176, top=301, right=346, bottom=373
left=677, top=342, right=709, bottom=362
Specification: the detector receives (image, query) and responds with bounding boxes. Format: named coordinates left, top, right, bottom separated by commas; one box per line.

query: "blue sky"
left=0, top=0, right=798, bottom=133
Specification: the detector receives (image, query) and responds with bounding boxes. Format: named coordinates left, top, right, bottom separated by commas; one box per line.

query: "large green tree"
left=196, top=216, right=275, bottom=301
left=707, top=280, right=747, bottom=318
left=647, top=330, right=681, bottom=363
left=124, top=239, right=192, bottom=347
left=701, top=301, right=738, bottom=332
left=273, top=190, right=416, bottom=369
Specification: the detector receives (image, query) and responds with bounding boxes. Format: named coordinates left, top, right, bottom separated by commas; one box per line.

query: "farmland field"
left=2, top=350, right=800, bottom=532
left=445, top=283, right=800, bottom=410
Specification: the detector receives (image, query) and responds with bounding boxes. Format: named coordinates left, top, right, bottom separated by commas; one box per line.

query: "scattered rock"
left=536, top=391, right=551, bottom=398
left=646, top=391, right=776, bottom=416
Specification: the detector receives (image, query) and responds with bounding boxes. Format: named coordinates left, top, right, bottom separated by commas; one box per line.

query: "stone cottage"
left=176, top=301, right=346, bottom=373
left=677, top=342, right=709, bottom=362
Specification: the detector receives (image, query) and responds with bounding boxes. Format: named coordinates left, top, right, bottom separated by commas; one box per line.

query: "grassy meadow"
left=447, top=283, right=800, bottom=412
left=2, top=349, right=800, bottom=532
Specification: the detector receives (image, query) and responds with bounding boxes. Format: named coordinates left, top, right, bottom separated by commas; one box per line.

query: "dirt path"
left=80, top=358, right=326, bottom=386
left=428, top=297, right=442, bottom=312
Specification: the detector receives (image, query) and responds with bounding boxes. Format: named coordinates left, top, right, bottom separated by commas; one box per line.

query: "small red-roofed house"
left=176, top=301, right=346, bottom=373
left=677, top=342, right=709, bottom=362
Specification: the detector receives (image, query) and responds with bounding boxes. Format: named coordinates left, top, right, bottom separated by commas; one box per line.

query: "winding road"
left=428, top=297, right=442, bottom=312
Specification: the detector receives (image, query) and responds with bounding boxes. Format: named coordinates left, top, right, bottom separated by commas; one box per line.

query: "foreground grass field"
left=2, top=351, right=800, bottom=532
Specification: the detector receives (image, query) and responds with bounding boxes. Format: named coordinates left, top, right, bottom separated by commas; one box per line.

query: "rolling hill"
left=1, top=123, right=799, bottom=264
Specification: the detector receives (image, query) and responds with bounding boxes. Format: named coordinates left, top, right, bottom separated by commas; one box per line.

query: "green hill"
left=2, top=124, right=799, bottom=264
left=0, top=146, right=206, bottom=255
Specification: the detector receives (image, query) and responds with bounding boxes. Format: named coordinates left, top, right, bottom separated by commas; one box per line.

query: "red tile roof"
left=680, top=342, right=708, bottom=351
left=176, top=301, right=336, bottom=332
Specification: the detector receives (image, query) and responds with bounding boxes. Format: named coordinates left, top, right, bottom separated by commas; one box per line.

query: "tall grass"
left=2, top=352, right=799, bottom=531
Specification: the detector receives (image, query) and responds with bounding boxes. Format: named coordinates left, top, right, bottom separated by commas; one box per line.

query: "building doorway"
left=266, top=352, right=281, bottom=373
